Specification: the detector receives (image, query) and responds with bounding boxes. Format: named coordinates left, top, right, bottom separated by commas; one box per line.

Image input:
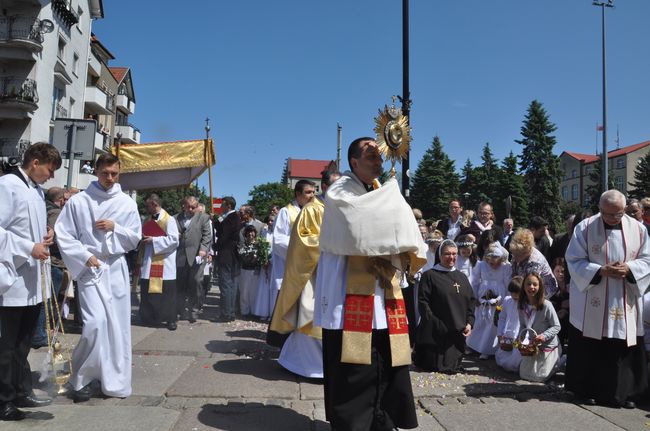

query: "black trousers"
left=566, top=324, right=648, bottom=405
left=322, top=329, right=418, bottom=431
left=0, top=305, right=40, bottom=403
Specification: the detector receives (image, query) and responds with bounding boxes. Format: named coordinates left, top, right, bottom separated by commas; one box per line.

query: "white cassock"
left=0, top=172, right=49, bottom=305
left=55, top=182, right=141, bottom=397
left=567, top=214, right=650, bottom=345
left=269, top=202, right=299, bottom=310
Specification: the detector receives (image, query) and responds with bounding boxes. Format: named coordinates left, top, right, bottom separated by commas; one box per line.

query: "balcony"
left=115, top=123, right=140, bottom=144
left=87, top=52, right=101, bottom=77
left=0, top=138, right=30, bottom=158
left=52, top=0, right=79, bottom=28
left=84, top=86, right=113, bottom=115
left=0, top=77, right=38, bottom=111
left=116, top=94, right=135, bottom=114
left=0, top=16, right=46, bottom=54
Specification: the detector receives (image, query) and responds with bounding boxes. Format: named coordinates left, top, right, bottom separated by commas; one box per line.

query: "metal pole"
left=401, top=0, right=410, bottom=198
left=594, top=1, right=613, bottom=192
left=336, top=123, right=342, bottom=170
left=65, top=124, right=76, bottom=189
left=205, top=117, right=214, bottom=214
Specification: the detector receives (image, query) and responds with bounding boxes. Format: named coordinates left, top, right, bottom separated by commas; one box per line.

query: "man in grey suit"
left=175, top=196, right=212, bottom=322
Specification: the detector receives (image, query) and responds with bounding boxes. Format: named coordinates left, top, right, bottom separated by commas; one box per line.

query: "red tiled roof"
left=109, top=67, right=128, bottom=83
left=607, top=140, right=650, bottom=158
left=563, top=151, right=599, bottom=163
left=287, top=159, right=334, bottom=179
left=563, top=140, right=650, bottom=164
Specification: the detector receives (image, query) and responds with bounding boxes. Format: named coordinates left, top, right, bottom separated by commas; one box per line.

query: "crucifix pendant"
left=453, top=282, right=460, bottom=294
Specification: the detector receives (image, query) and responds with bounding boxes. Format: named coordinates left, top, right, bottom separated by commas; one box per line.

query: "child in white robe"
left=455, top=234, right=478, bottom=282
left=467, top=243, right=512, bottom=359
left=496, top=276, right=523, bottom=372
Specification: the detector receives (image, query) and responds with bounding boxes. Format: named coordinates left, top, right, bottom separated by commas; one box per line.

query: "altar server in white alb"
left=566, top=189, right=650, bottom=409
left=0, top=143, right=61, bottom=422
left=55, top=154, right=142, bottom=403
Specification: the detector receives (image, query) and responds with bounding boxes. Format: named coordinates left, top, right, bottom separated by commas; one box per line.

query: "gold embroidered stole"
left=583, top=215, right=642, bottom=346
left=148, top=210, right=170, bottom=294
left=341, top=255, right=411, bottom=367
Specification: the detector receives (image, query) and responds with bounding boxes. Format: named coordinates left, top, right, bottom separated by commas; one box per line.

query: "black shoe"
left=623, top=400, right=636, bottom=409
left=584, top=398, right=597, bottom=406
left=0, top=403, right=25, bottom=421
left=167, top=321, right=177, bottom=331
left=31, top=339, right=49, bottom=349
left=72, top=384, right=92, bottom=403
left=13, top=394, right=52, bottom=408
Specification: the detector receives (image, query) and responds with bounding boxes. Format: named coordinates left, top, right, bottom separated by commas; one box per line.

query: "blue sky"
left=94, top=0, right=650, bottom=207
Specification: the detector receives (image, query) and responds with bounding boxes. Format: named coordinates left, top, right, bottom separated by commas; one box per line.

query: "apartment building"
left=559, top=140, right=650, bottom=206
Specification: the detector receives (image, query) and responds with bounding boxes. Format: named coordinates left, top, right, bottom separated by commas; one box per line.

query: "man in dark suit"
left=215, top=196, right=241, bottom=322
left=461, top=201, right=503, bottom=243
left=175, top=196, right=212, bottom=323
left=437, top=199, right=463, bottom=240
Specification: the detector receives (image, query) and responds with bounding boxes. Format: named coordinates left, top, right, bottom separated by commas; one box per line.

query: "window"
left=72, top=53, right=79, bottom=76
left=585, top=166, right=592, bottom=176
left=616, top=158, right=625, bottom=169
left=562, top=186, right=568, bottom=201
left=571, top=169, right=577, bottom=178
left=57, top=37, right=66, bottom=62
left=69, top=97, right=75, bottom=118
left=571, top=184, right=579, bottom=201
left=615, top=176, right=625, bottom=191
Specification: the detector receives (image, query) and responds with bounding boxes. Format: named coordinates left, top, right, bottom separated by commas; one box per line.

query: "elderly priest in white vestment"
left=55, top=154, right=142, bottom=403
left=566, top=189, right=650, bottom=409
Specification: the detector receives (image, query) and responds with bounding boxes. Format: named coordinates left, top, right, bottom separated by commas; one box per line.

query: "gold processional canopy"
left=111, top=139, right=215, bottom=190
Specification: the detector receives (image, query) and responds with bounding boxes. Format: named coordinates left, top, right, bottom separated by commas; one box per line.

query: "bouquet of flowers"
left=256, top=236, right=271, bottom=267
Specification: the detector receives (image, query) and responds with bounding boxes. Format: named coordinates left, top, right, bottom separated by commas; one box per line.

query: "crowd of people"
left=1, top=139, right=650, bottom=430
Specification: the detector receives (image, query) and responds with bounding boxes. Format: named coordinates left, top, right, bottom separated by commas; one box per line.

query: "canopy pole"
left=205, top=118, right=214, bottom=214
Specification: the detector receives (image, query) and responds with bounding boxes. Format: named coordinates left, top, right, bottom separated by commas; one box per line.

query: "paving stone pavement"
left=12, top=288, right=650, bottom=430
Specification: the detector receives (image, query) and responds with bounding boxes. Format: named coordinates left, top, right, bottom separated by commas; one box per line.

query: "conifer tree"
left=628, top=150, right=650, bottom=200
left=494, top=151, right=529, bottom=226
left=410, top=136, right=460, bottom=219
left=459, top=158, right=479, bottom=212
left=472, top=143, right=499, bottom=209
left=516, top=100, right=563, bottom=231
left=584, top=157, right=615, bottom=212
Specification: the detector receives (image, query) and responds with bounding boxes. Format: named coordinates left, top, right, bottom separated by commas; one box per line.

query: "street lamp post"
left=401, top=0, right=411, bottom=199
left=594, top=0, right=613, bottom=193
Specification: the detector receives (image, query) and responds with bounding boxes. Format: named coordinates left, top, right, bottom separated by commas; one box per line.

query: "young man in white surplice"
left=55, top=154, right=142, bottom=403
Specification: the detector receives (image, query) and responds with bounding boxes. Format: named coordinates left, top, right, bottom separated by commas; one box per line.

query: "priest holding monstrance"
left=314, top=103, right=427, bottom=431
left=565, top=189, right=650, bottom=408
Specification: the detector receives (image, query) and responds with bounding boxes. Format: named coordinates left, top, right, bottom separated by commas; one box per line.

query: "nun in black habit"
left=415, top=239, right=476, bottom=373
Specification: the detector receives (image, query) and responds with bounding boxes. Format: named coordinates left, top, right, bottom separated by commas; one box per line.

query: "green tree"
left=247, top=182, right=294, bottom=219
left=410, top=136, right=460, bottom=219
left=471, top=142, right=499, bottom=209
left=584, top=157, right=615, bottom=213
left=628, top=150, right=650, bottom=200
left=136, top=185, right=210, bottom=217
left=494, top=151, right=529, bottom=226
left=459, top=158, right=479, bottom=211
left=516, top=100, right=563, bottom=231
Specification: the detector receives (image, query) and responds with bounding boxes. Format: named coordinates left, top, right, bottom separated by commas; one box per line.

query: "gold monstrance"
left=374, top=96, right=412, bottom=177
